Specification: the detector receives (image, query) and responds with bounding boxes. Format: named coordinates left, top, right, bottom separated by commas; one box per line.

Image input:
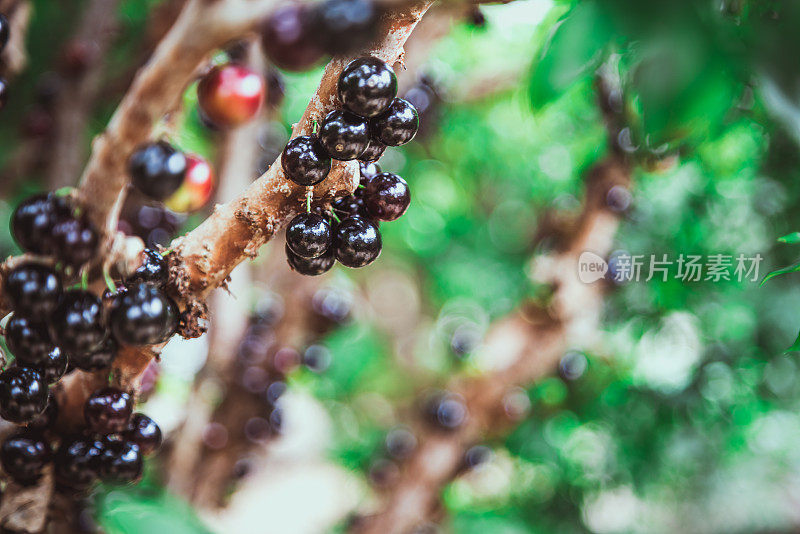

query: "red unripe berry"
left=165, top=154, right=215, bottom=213
left=197, top=64, right=265, bottom=128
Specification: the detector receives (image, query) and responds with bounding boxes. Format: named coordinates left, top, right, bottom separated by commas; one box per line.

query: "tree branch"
left=45, top=0, right=123, bottom=189
left=353, top=157, right=631, bottom=534
left=75, top=0, right=281, bottom=236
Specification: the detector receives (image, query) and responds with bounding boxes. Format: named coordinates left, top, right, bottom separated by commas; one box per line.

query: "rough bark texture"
left=74, top=0, right=281, bottom=236
left=353, top=156, right=631, bottom=534
left=45, top=0, right=123, bottom=189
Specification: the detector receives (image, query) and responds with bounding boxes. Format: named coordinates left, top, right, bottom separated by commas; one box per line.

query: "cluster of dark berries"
left=51, top=388, right=162, bottom=488
left=1, top=195, right=174, bottom=488
left=281, top=57, right=416, bottom=276
left=261, top=0, right=383, bottom=72
left=127, top=140, right=215, bottom=215
left=0, top=386, right=162, bottom=488
left=0, top=13, right=11, bottom=110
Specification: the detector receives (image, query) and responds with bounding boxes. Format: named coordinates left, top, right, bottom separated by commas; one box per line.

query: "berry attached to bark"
left=261, top=5, right=324, bottom=72
left=32, top=346, right=68, bottom=384
left=26, top=394, right=58, bottom=432
left=10, top=193, right=72, bottom=255
left=1, top=432, right=51, bottom=485
left=110, top=283, right=178, bottom=346
left=85, top=388, right=133, bottom=435
left=52, top=290, right=107, bottom=355
left=359, top=140, right=386, bottom=163
left=332, top=195, right=370, bottom=220
left=4, top=263, right=61, bottom=316
left=0, top=13, right=9, bottom=52
left=129, top=141, right=188, bottom=201
left=125, top=413, right=162, bottom=455
left=50, top=215, right=99, bottom=267
left=165, top=154, right=215, bottom=213
left=72, top=337, right=116, bottom=372
left=364, top=172, right=410, bottom=221
left=0, top=367, right=49, bottom=424
left=54, top=435, right=105, bottom=489
left=197, top=64, right=265, bottom=128
left=127, top=248, right=169, bottom=287
left=308, top=0, right=381, bottom=56
left=334, top=216, right=382, bottom=268
left=371, top=98, right=419, bottom=146
left=99, top=438, right=142, bottom=484
left=286, top=213, right=331, bottom=259
left=281, top=135, right=331, bottom=186
left=286, top=244, right=335, bottom=276
left=359, top=161, right=381, bottom=183
left=318, top=110, right=370, bottom=161
left=338, top=57, right=397, bottom=118
left=5, top=314, right=54, bottom=366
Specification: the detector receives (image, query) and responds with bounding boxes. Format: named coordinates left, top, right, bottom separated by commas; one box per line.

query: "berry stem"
left=80, top=269, right=89, bottom=290
left=306, top=188, right=313, bottom=213
left=312, top=120, right=319, bottom=135
left=103, top=268, right=117, bottom=293
left=330, top=211, right=341, bottom=223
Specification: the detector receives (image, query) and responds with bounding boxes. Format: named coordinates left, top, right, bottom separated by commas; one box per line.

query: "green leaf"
left=778, top=232, right=800, bottom=244
left=96, top=487, right=212, bottom=534
left=760, top=260, right=800, bottom=286
left=528, top=1, right=613, bottom=111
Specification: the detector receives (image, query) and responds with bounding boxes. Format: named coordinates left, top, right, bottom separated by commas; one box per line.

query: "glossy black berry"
left=5, top=314, right=54, bottom=366
left=127, top=248, right=169, bottom=287
left=261, top=4, right=324, bottom=72
left=338, top=57, right=397, bottom=118
left=0, top=367, right=49, bottom=424
left=54, top=435, right=104, bottom=489
left=370, top=98, right=419, bottom=146
left=128, top=141, right=187, bottom=200
left=286, top=244, right=335, bottom=276
left=50, top=215, right=99, bottom=267
left=0, top=13, right=9, bottom=52
left=308, top=0, right=381, bottom=56
left=124, top=413, right=162, bottom=455
left=359, top=140, right=386, bottom=163
left=318, top=110, right=370, bottom=161
left=10, top=193, right=72, bottom=255
left=0, top=77, right=8, bottom=110
left=52, top=290, right=107, bottom=355
left=72, top=337, right=116, bottom=372
left=281, top=135, right=331, bottom=186
left=359, top=161, right=381, bottom=183
left=99, top=438, right=142, bottom=484
left=423, top=391, right=467, bottom=431
left=85, top=387, right=133, bottom=435
left=334, top=216, right=382, bottom=268
left=27, top=393, right=58, bottom=432
left=32, top=346, right=68, bottom=384
left=1, top=433, right=51, bottom=485
left=364, top=172, right=410, bottom=221
left=4, top=263, right=61, bottom=316
left=110, top=283, right=178, bottom=346
left=332, top=195, right=370, bottom=220
left=286, top=213, right=332, bottom=258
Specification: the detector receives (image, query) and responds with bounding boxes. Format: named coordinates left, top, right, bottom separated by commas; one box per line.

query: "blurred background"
left=3, top=0, right=800, bottom=532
